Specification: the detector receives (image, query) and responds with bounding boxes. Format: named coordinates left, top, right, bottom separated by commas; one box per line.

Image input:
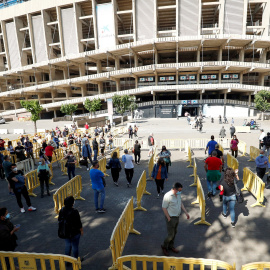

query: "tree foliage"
left=254, top=90, right=270, bottom=112
left=128, top=96, right=138, bottom=112
left=20, top=100, right=43, bottom=122
left=112, top=95, right=137, bottom=115
left=84, top=98, right=102, bottom=115
left=60, top=104, right=78, bottom=116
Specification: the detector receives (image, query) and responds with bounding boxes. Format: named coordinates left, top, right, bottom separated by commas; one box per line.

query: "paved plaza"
left=0, top=117, right=270, bottom=269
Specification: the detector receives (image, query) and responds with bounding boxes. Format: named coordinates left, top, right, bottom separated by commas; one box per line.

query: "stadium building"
left=0, top=0, right=269, bottom=119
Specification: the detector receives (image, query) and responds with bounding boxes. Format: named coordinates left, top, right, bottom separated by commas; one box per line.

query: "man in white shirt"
left=161, top=182, right=190, bottom=256
left=122, top=149, right=134, bottom=187
left=259, top=129, right=265, bottom=149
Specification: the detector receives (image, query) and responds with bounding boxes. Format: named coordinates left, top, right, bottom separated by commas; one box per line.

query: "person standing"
left=84, top=122, right=89, bottom=130
left=219, top=115, right=222, bottom=124
left=128, top=125, right=133, bottom=139
left=134, top=125, right=138, bottom=137
left=6, top=141, right=15, bottom=155
left=82, top=141, right=92, bottom=170
left=24, top=138, right=35, bottom=164
left=122, top=149, right=134, bottom=187
left=263, top=132, right=270, bottom=157
left=259, top=129, right=265, bottom=149
left=58, top=196, right=83, bottom=260
left=108, top=135, right=114, bottom=150
left=151, top=157, right=168, bottom=198
left=45, top=143, right=54, bottom=163
left=148, top=133, right=155, bottom=157
left=108, top=152, right=121, bottom=186
left=15, top=142, right=25, bottom=161
left=219, top=126, right=226, bottom=138
left=90, top=161, right=106, bottom=213
left=3, top=155, right=13, bottom=195
left=230, top=135, right=239, bottom=158
left=99, top=136, right=106, bottom=156
left=159, top=146, right=171, bottom=173
left=53, top=136, right=59, bottom=149
left=205, top=135, right=218, bottom=156
left=161, top=182, right=190, bottom=256
left=63, top=151, right=76, bottom=180
left=8, top=164, right=36, bottom=213
left=92, top=137, right=99, bottom=161
left=220, top=168, right=239, bottom=228
left=204, top=151, right=222, bottom=197
left=255, top=150, right=269, bottom=181
left=133, top=140, right=141, bottom=165
left=37, top=158, right=51, bottom=198
left=230, top=124, right=236, bottom=138
left=212, top=144, right=224, bottom=169
left=231, top=118, right=234, bottom=125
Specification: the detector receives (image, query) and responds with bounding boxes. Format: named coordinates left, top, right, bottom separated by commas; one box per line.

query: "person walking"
left=90, top=161, right=106, bottom=213
left=161, top=182, right=190, bottom=256
left=259, top=129, right=265, bottom=149
left=122, top=149, right=134, bottom=187
left=263, top=132, right=270, bottom=157
left=3, top=155, right=13, bottom=195
left=7, top=164, right=36, bottom=213
left=212, top=144, right=224, bottom=169
left=255, top=150, right=269, bottom=181
left=24, top=138, right=35, bottom=164
left=92, top=137, right=99, bottom=161
left=134, top=125, right=138, bottom=137
left=148, top=133, right=155, bottom=157
left=63, top=151, right=77, bottom=180
left=0, top=207, right=20, bottom=270
left=108, top=135, right=114, bottom=150
left=205, top=135, right=218, bottom=156
left=231, top=118, right=234, bottom=124
left=159, top=146, right=171, bottom=173
left=151, top=157, right=168, bottom=198
left=99, top=136, right=106, bottom=156
left=82, top=141, right=92, bottom=170
left=219, top=115, right=222, bottom=124
left=204, top=151, right=222, bottom=197
left=37, top=158, right=51, bottom=198
left=45, top=143, right=54, bottom=163
left=230, top=135, right=239, bottom=158
left=133, top=140, right=141, bottom=165
left=230, top=124, right=236, bottom=138
left=220, top=168, right=239, bottom=228
left=219, top=126, right=226, bottom=138
left=107, top=152, right=121, bottom=186
left=128, top=125, right=133, bottom=139
left=58, top=196, right=83, bottom=260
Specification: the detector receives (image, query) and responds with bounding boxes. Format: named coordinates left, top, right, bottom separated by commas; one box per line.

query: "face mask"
left=39, top=161, right=42, bottom=165
left=176, top=191, right=182, bottom=195
left=260, top=154, right=264, bottom=157
left=5, top=213, right=10, bottom=220
left=13, top=168, right=18, bottom=172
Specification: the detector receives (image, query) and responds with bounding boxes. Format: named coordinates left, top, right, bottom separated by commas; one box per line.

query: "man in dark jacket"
left=230, top=125, right=236, bottom=138
left=263, top=132, right=270, bottom=157
left=92, top=137, right=99, bottom=161
left=82, top=140, right=92, bottom=170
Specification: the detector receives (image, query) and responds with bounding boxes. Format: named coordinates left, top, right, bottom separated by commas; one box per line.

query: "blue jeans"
left=65, top=233, right=81, bottom=258
left=206, top=179, right=217, bottom=195
left=68, top=167, right=75, bottom=180
left=93, top=149, right=98, bottom=161
left=94, top=188, right=105, bottom=210
left=223, top=195, right=236, bottom=223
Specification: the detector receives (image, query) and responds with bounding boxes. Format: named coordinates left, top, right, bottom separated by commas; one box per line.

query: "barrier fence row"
left=227, top=153, right=239, bottom=170
left=25, top=164, right=54, bottom=197
left=109, top=197, right=140, bottom=270
left=53, top=175, right=85, bottom=218
left=242, top=167, right=265, bottom=207
left=134, top=170, right=151, bottom=211
left=0, top=251, right=81, bottom=270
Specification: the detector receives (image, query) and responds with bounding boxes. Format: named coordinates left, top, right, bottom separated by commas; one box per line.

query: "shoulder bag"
left=234, top=179, right=244, bottom=203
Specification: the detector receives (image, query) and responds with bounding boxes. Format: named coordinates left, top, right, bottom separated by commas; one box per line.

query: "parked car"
left=0, top=118, right=5, bottom=124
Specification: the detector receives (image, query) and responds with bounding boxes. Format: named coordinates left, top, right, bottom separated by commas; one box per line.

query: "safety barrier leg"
left=187, top=160, right=193, bottom=168
left=134, top=203, right=147, bottom=212
left=194, top=219, right=211, bottom=226
left=190, top=178, right=197, bottom=187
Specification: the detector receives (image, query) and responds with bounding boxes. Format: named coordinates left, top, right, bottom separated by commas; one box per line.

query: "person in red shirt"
left=85, top=122, right=89, bottom=130
left=204, top=151, right=222, bottom=197
left=0, top=138, right=5, bottom=150
left=45, top=143, right=54, bottom=163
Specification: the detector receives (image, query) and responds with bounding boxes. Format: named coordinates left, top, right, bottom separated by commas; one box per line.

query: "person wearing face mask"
left=24, top=138, right=35, bottom=165
left=15, top=141, right=26, bottom=161
left=82, top=140, right=92, bottom=170
left=151, top=157, right=168, bottom=198
left=0, top=207, right=20, bottom=270
left=37, top=158, right=51, bottom=198
left=161, top=182, right=190, bottom=256
left=63, top=151, right=77, bottom=180
left=255, top=149, right=269, bottom=181
left=7, top=164, right=36, bottom=213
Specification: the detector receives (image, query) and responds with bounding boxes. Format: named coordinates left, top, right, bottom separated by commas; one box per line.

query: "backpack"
left=58, top=209, right=73, bottom=239
left=265, top=137, right=270, bottom=147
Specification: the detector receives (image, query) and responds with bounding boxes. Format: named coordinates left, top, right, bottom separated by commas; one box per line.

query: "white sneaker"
left=28, top=206, right=36, bottom=211
left=87, top=168, right=89, bottom=171
left=20, top=208, right=25, bottom=213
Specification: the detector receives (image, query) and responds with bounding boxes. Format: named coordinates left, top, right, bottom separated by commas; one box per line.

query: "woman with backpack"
left=37, top=158, right=51, bottom=198
left=58, top=196, right=83, bottom=260
left=159, top=146, right=171, bottom=173
left=230, top=135, right=239, bottom=158
left=107, top=152, right=121, bottom=186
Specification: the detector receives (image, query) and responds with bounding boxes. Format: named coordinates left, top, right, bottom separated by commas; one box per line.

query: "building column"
left=98, top=82, right=103, bottom=94
left=81, top=85, right=87, bottom=97
left=134, top=54, right=138, bottom=68
left=197, top=50, right=200, bottom=62
left=115, top=78, right=120, bottom=92
left=224, top=92, right=227, bottom=117
left=153, top=92, right=156, bottom=105
left=248, top=93, right=251, bottom=117
left=199, top=90, right=203, bottom=104
left=115, top=58, right=120, bottom=70
left=176, top=90, right=179, bottom=101
left=79, top=63, right=86, bottom=77
left=218, top=48, right=222, bottom=61
left=63, top=67, right=69, bottom=80
left=239, top=49, right=245, bottom=62
left=259, top=74, right=265, bottom=86
left=97, top=60, right=102, bottom=74
left=53, top=109, right=57, bottom=118
left=66, top=88, right=72, bottom=99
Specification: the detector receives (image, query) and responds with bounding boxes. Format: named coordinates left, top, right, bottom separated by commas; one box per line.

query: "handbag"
left=102, top=176, right=106, bottom=187
left=234, top=179, right=244, bottom=203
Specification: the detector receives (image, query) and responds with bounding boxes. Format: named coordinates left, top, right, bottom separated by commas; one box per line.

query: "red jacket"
left=45, top=145, right=54, bottom=157
left=85, top=124, right=89, bottom=130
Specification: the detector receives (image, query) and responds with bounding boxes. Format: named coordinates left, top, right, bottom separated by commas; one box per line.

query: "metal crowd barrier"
left=111, top=147, right=120, bottom=159
left=242, top=167, right=265, bottom=207
left=248, top=146, right=260, bottom=162
left=147, top=154, right=154, bottom=180
left=53, top=175, right=85, bottom=217
left=0, top=251, right=81, bottom=270
left=117, top=255, right=235, bottom=270
left=16, top=158, right=35, bottom=174
left=189, top=158, right=197, bottom=187
left=51, top=148, right=64, bottom=163
left=109, top=197, right=140, bottom=270
left=227, top=153, right=239, bottom=170
left=134, top=170, right=151, bottom=211
left=60, top=159, right=68, bottom=175
left=191, top=175, right=211, bottom=226
left=242, top=262, right=270, bottom=270
left=99, top=157, right=109, bottom=176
